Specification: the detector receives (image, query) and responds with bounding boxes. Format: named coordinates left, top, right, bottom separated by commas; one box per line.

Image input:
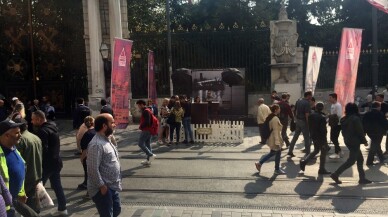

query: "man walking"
left=15, top=118, right=43, bottom=213
left=100, top=99, right=114, bottom=117
left=299, top=102, right=330, bottom=175
left=328, top=93, right=343, bottom=159
left=87, top=114, right=122, bottom=217
left=277, top=93, right=294, bottom=148
left=375, top=94, right=388, bottom=156
left=136, top=100, right=156, bottom=165
left=257, top=98, right=271, bottom=144
left=362, top=102, right=387, bottom=165
left=31, top=110, right=67, bottom=216
left=287, top=91, right=312, bottom=157
left=0, top=120, right=39, bottom=217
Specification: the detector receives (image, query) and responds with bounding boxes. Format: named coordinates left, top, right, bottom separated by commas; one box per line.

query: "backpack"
left=146, top=108, right=159, bottom=135
left=261, top=115, right=275, bottom=141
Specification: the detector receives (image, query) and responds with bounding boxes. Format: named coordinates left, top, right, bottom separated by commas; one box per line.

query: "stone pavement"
left=36, top=120, right=388, bottom=217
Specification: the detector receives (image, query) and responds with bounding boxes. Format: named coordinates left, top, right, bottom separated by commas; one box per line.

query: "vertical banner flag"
left=148, top=50, right=157, bottom=104
left=366, top=0, right=388, bottom=13
left=305, top=46, right=323, bottom=95
left=334, top=28, right=363, bottom=112
left=111, top=38, right=133, bottom=129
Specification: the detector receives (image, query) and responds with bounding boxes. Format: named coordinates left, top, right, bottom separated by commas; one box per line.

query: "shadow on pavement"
left=244, top=174, right=276, bottom=199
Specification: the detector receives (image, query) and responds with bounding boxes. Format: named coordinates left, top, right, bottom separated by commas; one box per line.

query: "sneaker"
left=287, top=153, right=295, bottom=158
left=318, top=169, right=331, bottom=175
left=329, top=153, right=341, bottom=159
left=51, top=209, right=68, bottom=216
left=77, top=183, right=87, bottom=190
left=298, top=170, right=305, bottom=174
left=299, top=160, right=306, bottom=172
left=141, top=160, right=151, bottom=166
left=274, top=169, right=286, bottom=175
left=330, top=174, right=342, bottom=184
left=359, top=179, right=372, bottom=185
left=149, top=154, right=156, bottom=162
left=254, top=162, right=261, bottom=172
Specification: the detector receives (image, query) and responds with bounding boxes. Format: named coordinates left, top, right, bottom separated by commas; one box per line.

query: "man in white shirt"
left=257, top=98, right=271, bottom=144
left=328, top=93, right=343, bottom=159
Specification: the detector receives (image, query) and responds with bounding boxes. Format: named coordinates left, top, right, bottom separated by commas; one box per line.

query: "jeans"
left=92, top=188, right=121, bottom=217
left=182, top=117, right=194, bottom=142
left=42, top=169, right=67, bottom=211
left=302, top=139, right=328, bottom=170
left=258, top=124, right=266, bottom=143
left=280, top=120, right=290, bottom=147
left=170, top=122, right=182, bottom=143
left=367, top=134, right=385, bottom=165
left=330, top=125, right=342, bottom=154
left=138, top=131, right=153, bottom=158
left=333, top=146, right=366, bottom=180
left=289, top=119, right=310, bottom=154
left=259, top=149, right=281, bottom=170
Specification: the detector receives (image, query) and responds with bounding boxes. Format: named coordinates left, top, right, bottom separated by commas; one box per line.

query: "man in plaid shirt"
left=87, top=113, right=121, bottom=217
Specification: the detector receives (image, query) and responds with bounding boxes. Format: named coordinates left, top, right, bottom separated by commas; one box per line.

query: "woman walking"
left=255, top=104, right=286, bottom=175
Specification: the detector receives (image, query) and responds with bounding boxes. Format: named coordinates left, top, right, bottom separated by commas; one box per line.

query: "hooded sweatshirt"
left=36, top=122, right=63, bottom=172
left=340, top=114, right=368, bottom=150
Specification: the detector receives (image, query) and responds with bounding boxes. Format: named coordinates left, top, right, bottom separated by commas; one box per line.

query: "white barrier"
left=178, top=121, right=244, bottom=144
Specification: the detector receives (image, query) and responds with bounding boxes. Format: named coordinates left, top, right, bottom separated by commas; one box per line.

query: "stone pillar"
left=87, top=0, right=105, bottom=115
left=108, top=0, right=122, bottom=52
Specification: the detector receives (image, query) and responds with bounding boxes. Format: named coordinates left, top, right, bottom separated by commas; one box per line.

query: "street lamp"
left=99, top=42, right=110, bottom=60
left=99, top=42, right=111, bottom=98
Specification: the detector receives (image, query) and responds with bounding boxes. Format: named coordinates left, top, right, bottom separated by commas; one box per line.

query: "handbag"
left=166, top=113, right=176, bottom=125
left=36, top=182, right=54, bottom=209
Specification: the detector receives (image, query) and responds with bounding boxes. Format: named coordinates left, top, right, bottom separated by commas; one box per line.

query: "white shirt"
left=257, top=104, right=271, bottom=124
left=331, top=102, right=342, bottom=125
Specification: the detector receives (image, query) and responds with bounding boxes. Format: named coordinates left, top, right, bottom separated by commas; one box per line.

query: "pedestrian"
left=9, top=103, right=23, bottom=121
left=375, top=94, right=388, bottom=156
left=257, top=98, right=271, bottom=145
left=288, top=91, right=312, bottom=157
left=73, top=98, right=91, bottom=155
left=0, top=174, right=12, bottom=217
left=299, top=102, right=331, bottom=175
left=328, top=93, right=343, bottom=159
left=147, top=99, right=159, bottom=117
left=169, top=101, right=184, bottom=145
left=254, top=104, right=286, bottom=175
left=362, top=101, right=387, bottom=166
left=277, top=93, right=294, bottom=148
left=87, top=114, right=122, bottom=217
left=15, top=118, right=43, bottom=213
left=0, top=119, right=39, bottom=217
left=330, top=103, right=372, bottom=185
left=158, top=98, right=170, bottom=145
left=100, top=99, right=114, bottom=117
left=136, top=100, right=157, bottom=166
left=77, top=116, right=96, bottom=192
left=181, top=96, right=194, bottom=145
left=31, top=110, right=67, bottom=215
left=10, top=97, right=25, bottom=119
left=271, top=90, right=281, bottom=103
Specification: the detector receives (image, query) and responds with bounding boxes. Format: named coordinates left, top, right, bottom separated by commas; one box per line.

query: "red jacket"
left=139, top=108, right=152, bottom=132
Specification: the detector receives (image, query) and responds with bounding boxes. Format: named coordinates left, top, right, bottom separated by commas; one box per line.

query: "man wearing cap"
left=0, top=120, right=39, bottom=217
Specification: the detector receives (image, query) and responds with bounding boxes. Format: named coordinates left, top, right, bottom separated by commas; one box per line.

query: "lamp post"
left=166, top=0, right=173, bottom=96
left=99, top=42, right=111, bottom=98
left=371, top=7, right=379, bottom=89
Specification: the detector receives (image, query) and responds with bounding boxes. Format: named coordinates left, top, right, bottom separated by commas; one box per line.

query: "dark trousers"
left=170, top=122, right=182, bottom=143
left=42, top=169, right=67, bottom=211
left=367, top=135, right=385, bottom=164
left=258, top=123, right=266, bottom=143
left=92, top=188, right=121, bottom=217
left=259, top=149, right=281, bottom=170
left=7, top=199, right=39, bottom=217
left=82, top=158, right=88, bottom=185
left=330, top=125, right=342, bottom=154
left=333, top=146, right=365, bottom=180
left=25, top=181, right=40, bottom=213
left=280, top=120, right=290, bottom=147
left=302, top=139, right=328, bottom=170
left=289, top=119, right=310, bottom=154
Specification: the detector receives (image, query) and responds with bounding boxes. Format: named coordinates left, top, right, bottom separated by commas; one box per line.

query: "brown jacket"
left=267, top=116, right=283, bottom=151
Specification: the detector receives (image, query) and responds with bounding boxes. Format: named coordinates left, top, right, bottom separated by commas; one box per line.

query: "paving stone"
left=232, top=212, right=242, bottom=217
left=172, top=210, right=184, bottom=217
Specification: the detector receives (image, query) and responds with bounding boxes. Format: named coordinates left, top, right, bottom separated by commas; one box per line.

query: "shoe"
left=259, top=141, right=266, bottom=145
left=190, top=140, right=195, bottom=144
left=149, top=154, right=156, bottom=162
left=287, top=153, right=295, bottom=158
left=301, top=149, right=307, bottom=153
left=51, top=209, right=68, bottom=216
left=77, top=183, right=87, bottom=190
left=254, top=162, right=261, bottom=172
left=329, top=153, right=341, bottom=159
left=274, top=169, right=286, bottom=175
left=141, top=160, right=151, bottom=166
left=298, top=170, right=305, bottom=174
left=359, top=179, right=372, bottom=185
left=366, top=162, right=378, bottom=167
left=330, top=174, right=342, bottom=184
left=318, top=169, right=331, bottom=175
left=299, top=160, right=306, bottom=172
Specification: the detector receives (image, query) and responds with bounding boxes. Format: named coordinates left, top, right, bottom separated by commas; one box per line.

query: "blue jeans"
left=92, top=188, right=121, bottom=217
left=259, top=150, right=281, bottom=170
left=182, top=117, right=194, bottom=142
left=138, top=131, right=153, bottom=158
left=42, top=169, right=67, bottom=211
left=289, top=119, right=311, bottom=154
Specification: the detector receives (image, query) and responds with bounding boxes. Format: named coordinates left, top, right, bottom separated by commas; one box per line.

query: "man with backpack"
left=136, top=100, right=158, bottom=166
left=277, top=93, right=294, bottom=148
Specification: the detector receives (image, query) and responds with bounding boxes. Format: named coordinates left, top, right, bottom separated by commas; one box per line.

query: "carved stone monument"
left=270, top=2, right=304, bottom=103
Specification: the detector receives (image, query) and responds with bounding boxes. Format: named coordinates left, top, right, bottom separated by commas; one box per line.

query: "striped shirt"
left=87, top=133, right=121, bottom=197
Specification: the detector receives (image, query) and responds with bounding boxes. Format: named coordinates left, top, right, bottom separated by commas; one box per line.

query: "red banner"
left=367, top=0, right=388, bottom=13
left=334, top=28, right=363, bottom=113
left=111, top=38, right=133, bottom=129
left=148, top=50, right=157, bottom=103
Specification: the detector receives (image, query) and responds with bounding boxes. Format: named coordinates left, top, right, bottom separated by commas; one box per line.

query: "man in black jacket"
left=100, top=99, right=114, bottom=117
left=362, top=101, right=387, bottom=166
left=32, top=110, right=68, bottom=216
left=73, top=98, right=91, bottom=130
left=299, top=102, right=330, bottom=175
